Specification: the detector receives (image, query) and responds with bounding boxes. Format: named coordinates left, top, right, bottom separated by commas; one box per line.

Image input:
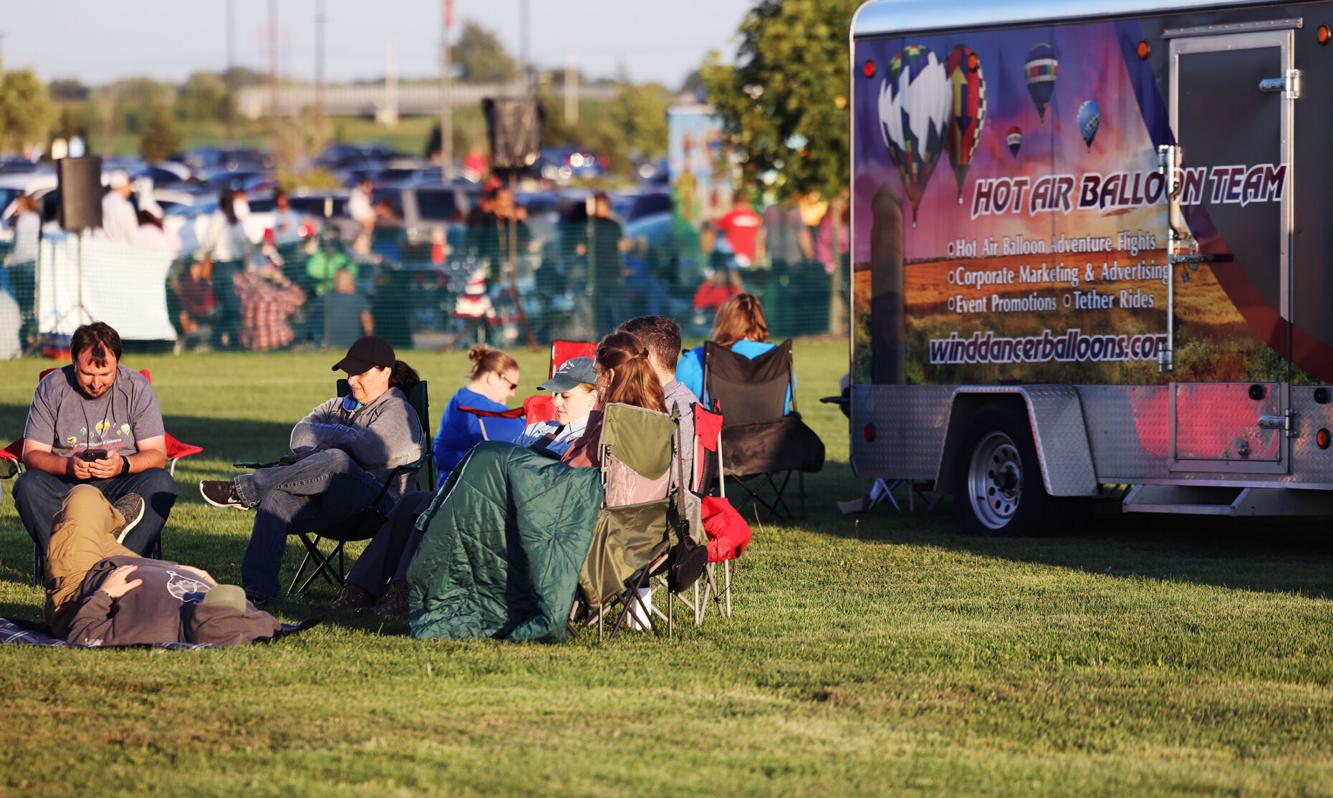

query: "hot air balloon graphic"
left=945, top=45, right=987, bottom=204
left=878, top=45, right=953, bottom=226
left=1006, top=127, right=1023, bottom=158
left=1025, top=43, right=1059, bottom=122
left=1077, top=100, right=1101, bottom=149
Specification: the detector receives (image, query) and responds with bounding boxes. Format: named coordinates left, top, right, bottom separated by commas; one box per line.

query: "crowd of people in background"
left=0, top=170, right=849, bottom=359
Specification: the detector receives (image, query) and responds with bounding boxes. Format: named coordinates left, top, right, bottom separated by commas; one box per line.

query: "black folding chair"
left=702, top=339, right=825, bottom=523
left=244, top=380, right=434, bottom=598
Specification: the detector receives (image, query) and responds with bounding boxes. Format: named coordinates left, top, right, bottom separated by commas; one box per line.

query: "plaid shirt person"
left=233, top=270, right=306, bottom=352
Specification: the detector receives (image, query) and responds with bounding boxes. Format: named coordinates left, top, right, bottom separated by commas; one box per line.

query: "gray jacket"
left=291, top=388, right=422, bottom=492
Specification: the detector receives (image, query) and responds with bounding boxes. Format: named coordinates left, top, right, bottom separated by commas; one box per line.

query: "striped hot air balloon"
left=945, top=45, right=987, bottom=204
left=878, top=45, right=953, bottom=225
left=1078, top=100, right=1102, bottom=149
left=1025, top=43, right=1059, bottom=122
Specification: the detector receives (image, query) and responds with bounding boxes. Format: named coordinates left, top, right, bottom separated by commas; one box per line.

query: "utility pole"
left=564, top=51, right=579, bottom=126
left=440, top=0, right=454, bottom=181
left=382, top=36, right=399, bottom=126
left=315, top=0, right=326, bottom=132
left=268, top=0, right=279, bottom=134
left=520, top=0, right=533, bottom=96
left=225, top=0, right=235, bottom=141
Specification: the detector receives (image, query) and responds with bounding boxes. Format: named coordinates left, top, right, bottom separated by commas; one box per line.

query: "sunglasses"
left=499, top=375, right=518, bottom=391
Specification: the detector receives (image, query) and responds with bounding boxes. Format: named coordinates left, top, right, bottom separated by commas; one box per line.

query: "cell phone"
left=80, top=449, right=109, bottom=462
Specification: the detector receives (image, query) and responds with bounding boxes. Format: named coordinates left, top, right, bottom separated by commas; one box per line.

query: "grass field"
left=1, top=341, right=1332, bottom=796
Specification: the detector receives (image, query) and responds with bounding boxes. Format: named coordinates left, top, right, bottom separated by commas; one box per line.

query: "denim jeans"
left=344, top=490, right=431, bottom=597
left=236, top=448, right=389, bottom=599
left=12, top=467, right=178, bottom=554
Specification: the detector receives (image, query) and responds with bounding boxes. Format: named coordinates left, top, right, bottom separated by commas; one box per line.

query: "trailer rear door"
left=1167, top=26, right=1295, bottom=474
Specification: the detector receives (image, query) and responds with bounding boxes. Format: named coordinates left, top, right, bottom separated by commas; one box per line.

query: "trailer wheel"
left=954, top=403, right=1057, bottom=536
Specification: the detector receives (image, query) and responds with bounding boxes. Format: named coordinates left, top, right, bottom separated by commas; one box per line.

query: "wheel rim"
left=967, top=431, right=1022, bottom=530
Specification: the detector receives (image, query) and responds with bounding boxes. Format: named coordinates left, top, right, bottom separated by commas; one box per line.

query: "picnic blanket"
left=407, top=441, right=604, bottom=643
left=0, top=616, right=317, bottom=649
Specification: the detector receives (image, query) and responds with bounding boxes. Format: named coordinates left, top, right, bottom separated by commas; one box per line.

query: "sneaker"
left=329, top=582, right=376, bottom=611
left=372, top=580, right=410, bottom=617
left=110, top=493, right=146, bottom=544
left=199, top=480, right=246, bottom=509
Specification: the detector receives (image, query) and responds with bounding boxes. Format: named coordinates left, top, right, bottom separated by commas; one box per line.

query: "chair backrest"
left=691, top=402, right=725, bottom=499
left=550, top=339, right=596, bottom=377
left=337, top=379, right=434, bottom=490
left=702, top=339, right=795, bottom=427
left=599, top=402, right=676, bottom=508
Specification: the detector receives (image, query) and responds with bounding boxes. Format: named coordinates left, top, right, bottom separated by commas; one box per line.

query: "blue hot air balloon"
left=878, top=45, right=953, bottom=225
left=1025, top=43, right=1059, bottom=122
left=1077, top=100, right=1101, bottom=149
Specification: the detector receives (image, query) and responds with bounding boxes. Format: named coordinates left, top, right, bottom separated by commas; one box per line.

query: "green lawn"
left=1, top=341, right=1331, bottom=796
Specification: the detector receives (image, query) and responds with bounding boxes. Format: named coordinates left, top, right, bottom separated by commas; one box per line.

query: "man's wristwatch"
left=120, top=457, right=131, bottom=476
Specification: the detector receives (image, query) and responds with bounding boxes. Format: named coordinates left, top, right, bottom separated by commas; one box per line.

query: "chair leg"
left=723, top=558, right=733, bottom=618
left=32, top=544, right=42, bottom=587
left=286, top=534, right=344, bottom=597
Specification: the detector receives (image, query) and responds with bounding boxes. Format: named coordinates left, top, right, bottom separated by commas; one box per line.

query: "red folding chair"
left=454, top=405, right=527, bottom=441
left=692, top=402, right=750, bottom=623
left=549, top=339, right=596, bottom=377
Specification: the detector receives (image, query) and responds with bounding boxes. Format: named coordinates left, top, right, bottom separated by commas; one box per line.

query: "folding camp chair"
left=460, top=340, right=597, bottom=431
left=549, top=339, right=596, bottom=376
left=245, top=380, right=434, bottom=597
left=14, top=368, right=199, bottom=584
left=702, top=339, right=825, bottom=523
left=575, top=403, right=701, bottom=640
left=688, top=402, right=750, bottom=624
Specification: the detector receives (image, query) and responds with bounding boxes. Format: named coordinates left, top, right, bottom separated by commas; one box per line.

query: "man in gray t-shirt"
left=12, top=322, right=178, bottom=554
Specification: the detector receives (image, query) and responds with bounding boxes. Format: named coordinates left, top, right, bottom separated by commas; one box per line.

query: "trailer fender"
left=936, top=387, right=1099, bottom=497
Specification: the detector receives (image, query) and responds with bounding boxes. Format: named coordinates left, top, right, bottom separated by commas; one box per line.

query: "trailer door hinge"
left=1158, top=347, right=1173, bottom=373
left=1258, top=409, right=1297, bottom=438
left=1259, top=69, right=1302, bottom=99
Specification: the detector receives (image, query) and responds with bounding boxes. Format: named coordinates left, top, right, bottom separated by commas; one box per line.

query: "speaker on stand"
left=481, top=98, right=544, bottom=347
left=43, top=156, right=104, bottom=344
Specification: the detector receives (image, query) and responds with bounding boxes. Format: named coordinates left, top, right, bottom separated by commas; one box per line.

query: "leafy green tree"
left=0, top=70, right=55, bottom=151
left=105, top=77, right=173, bottom=134
left=51, top=102, right=100, bottom=152
left=454, top=20, right=519, bottom=84
left=140, top=104, right=182, bottom=163
left=48, top=78, right=91, bottom=102
left=703, top=0, right=859, bottom=200
left=178, top=72, right=229, bottom=123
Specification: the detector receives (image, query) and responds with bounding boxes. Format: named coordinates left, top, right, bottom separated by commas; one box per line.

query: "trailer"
left=850, top=0, right=1333, bottom=533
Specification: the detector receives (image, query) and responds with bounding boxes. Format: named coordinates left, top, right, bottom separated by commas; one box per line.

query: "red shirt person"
left=713, top=189, right=762, bottom=266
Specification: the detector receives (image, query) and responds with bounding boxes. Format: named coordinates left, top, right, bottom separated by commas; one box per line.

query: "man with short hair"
left=616, top=316, right=699, bottom=521
left=13, top=322, right=178, bottom=554
left=100, top=171, right=139, bottom=244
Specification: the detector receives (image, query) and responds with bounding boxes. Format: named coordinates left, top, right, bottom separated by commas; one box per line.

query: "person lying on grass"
left=328, top=333, right=663, bottom=616
left=198, top=335, right=423, bottom=605
left=46, top=485, right=282, bottom=646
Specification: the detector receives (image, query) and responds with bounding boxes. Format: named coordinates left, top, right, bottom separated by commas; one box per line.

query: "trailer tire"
left=953, top=402, right=1059, bottom=537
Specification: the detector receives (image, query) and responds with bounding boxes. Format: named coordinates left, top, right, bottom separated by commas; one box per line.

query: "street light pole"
left=440, top=0, right=453, bottom=181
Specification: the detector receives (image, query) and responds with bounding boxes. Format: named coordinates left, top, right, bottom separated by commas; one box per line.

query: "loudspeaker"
left=482, top=98, right=544, bottom=171
left=57, top=156, right=103, bottom=233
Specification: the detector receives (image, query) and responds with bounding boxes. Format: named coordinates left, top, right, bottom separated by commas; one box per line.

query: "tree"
left=140, top=104, right=182, bottom=163
left=0, top=70, right=55, bottom=151
left=104, top=77, right=174, bottom=135
left=178, top=72, right=229, bottom=123
left=48, top=78, right=91, bottom=102
left=453, top=20, right=518, bottom=84
left=51, top=102, right=100, bottom=152
left=702, top=0, right=859, bottom=200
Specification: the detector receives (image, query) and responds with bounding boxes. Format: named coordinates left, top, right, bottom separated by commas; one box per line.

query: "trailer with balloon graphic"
left=850, top=0, right=1333, bottom=535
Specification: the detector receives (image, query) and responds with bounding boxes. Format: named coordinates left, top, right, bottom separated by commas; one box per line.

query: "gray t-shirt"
left=762, top=204, right=807, bottom=266
left=324, top=291, right=370, bottom=350
left=24, top=365, right=165, bottom=458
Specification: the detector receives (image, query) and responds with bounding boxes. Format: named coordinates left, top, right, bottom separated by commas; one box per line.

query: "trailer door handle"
left=1259, top=69, right=1302, bottom=98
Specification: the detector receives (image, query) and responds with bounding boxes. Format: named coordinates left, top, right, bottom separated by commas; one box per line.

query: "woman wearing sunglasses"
left=432, top=345, right=524, bottom=486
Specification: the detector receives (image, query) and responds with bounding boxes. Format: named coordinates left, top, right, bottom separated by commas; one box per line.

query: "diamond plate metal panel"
left=850, top=385, right=953, bottom=481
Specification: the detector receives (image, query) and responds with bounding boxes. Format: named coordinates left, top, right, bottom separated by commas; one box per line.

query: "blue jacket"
left=433, top=387, right=525, bottom=486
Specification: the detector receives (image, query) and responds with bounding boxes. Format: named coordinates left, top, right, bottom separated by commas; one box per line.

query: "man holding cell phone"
left=12, top=322, right=178, bottom=554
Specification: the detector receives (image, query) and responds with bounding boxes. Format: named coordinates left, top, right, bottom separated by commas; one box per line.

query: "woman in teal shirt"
left=676, top=293, right=791, bottom=411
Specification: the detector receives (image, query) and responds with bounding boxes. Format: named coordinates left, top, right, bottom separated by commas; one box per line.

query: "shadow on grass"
left=815, top=485, right=1333, bottom=600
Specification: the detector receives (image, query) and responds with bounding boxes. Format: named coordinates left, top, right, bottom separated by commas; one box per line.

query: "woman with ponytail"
left=560, top=331, right=666, bottom=468
left=432, top=345, right=524, bottom=485
left=675, top=292, right=790, bottom=412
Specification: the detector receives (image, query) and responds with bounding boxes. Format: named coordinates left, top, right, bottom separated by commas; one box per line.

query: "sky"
left=0, top=0, right=754, bottom=88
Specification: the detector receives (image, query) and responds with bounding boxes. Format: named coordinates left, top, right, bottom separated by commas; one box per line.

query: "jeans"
left=236, top=448, right=389, bottom=599
left=345, top=490, right=432, bottom=597
left=12, top=467, right=178, bottom=554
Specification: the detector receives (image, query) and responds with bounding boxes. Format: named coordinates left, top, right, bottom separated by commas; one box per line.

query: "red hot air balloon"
left=945, top=45, right=987, bottom=203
